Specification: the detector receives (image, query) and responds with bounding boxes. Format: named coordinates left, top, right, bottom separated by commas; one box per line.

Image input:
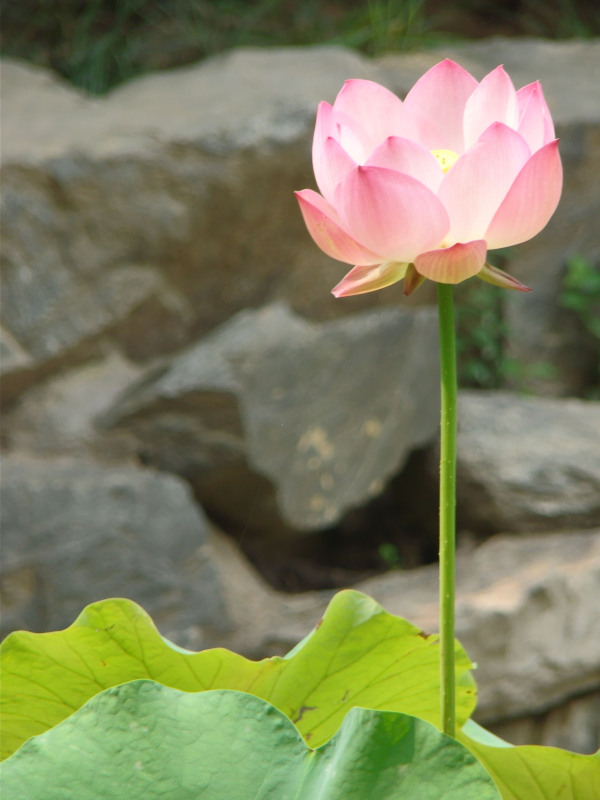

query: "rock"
left=0, top=48, right=385, bottom=407
left=100, top=302, right=441, bottom=536
left=489, top=689, right=600, bottom=755
left=0, top=455, right=229, bottom=646
left=0, top=327, right=34, bottom=376
left=200, top=526, right=325, bottom=659
left=3, top=351, right=142, bottom=458
left=453, top=391, right=600, bottom=533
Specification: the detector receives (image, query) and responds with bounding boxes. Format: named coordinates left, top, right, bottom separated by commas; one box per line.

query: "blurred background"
left=3, top=0, right=600, bottom=95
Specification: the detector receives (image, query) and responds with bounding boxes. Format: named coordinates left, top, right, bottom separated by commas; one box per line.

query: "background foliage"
left=2, top=0, right=599, bottom=95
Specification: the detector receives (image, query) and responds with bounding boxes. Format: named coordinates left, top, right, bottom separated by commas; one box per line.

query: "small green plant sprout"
left=377, top=541, right=403, bottom=569
left=561, top=255, right=600, bottom=341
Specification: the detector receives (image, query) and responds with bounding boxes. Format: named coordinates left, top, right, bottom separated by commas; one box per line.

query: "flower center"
left=431, top=149, right=458, bottom=173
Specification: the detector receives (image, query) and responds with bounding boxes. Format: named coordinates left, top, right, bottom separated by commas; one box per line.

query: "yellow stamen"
left=431, top=149, right=459, bottom=173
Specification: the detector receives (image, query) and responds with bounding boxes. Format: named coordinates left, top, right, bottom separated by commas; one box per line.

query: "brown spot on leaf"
left=293, top=705, right=317, bottom=724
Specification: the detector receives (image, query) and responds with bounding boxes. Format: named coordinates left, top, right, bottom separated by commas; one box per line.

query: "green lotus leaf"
left=1, top=682, right=500, bottom=800
left=1, top=589, right=475, bottom=759
left=461, top=720, right=600, bottom=800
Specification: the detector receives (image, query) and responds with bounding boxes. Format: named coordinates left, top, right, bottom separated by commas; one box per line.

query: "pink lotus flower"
left=295, top=60, right=562, bottom=297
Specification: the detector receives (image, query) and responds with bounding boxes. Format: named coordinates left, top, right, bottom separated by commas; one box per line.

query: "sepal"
left=477, top=261, right=531, bottom=291
left=403, top=263, right=427, bottom=296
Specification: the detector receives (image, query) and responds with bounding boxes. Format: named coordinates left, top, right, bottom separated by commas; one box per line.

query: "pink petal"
left=314, top=101, right=365, bottom=163
left=485, top=140, right=563, bottom=249
left=366, top=136, right=444, bottom=193
left=414, top=240, right=487, bottom=284
left=463, top=65, right=519, bottom=149
left=314, top=101, right=335, bottom=139
left=335, top=166, right=449, bottom=263
left=313, top=136, right=357, bottom=203
left=438, top=122, right=531, bottom=244
left=295, top=189, right=381, bottom=265
left=403, top=59, right=478, bottom=152
left=332, top=261, right=409, bottom=297
left=516, top=82, right=555, bottom=152
left=333, top=79, right=417, bottom=151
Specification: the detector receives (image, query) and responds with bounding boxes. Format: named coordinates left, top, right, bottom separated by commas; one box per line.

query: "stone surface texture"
left=453, top=391, right=600, bottom=533
left=0, top=455, right=229, bottom=646
left=100, top=302, right=440, bottom=534
left=1, top=48, right=383, bottom=405
left=489, top=689, right=600, bottom=756
left=1, top=39, right=599, bottom=753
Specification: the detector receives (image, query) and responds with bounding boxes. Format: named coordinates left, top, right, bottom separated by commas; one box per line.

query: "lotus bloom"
left=295, top=60, right=562, bottom=296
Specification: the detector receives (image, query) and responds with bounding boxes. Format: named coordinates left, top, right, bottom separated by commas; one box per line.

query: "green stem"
left=436, top=283, right=457, bottom=738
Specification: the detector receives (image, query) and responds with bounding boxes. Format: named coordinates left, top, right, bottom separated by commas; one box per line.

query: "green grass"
left=455, top=280, right=508, bottom=390
left=2, top=0, right=598, bottom=95
left=560, top=255, right=600, bottom=397
left=454, top=277, right=559, bottom=394
left=561, top=256, right=600, bottom=342
left=454, top=255, right=600, bottom=396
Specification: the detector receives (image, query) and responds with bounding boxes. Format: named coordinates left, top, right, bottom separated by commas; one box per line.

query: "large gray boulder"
left=3, top=351, right=142, bottom=458
left=0, top=455, right=229, bottom=646
left=0, top=47, right=382, bottom=404
left=491, top=690, right=600, bottom=756
left=100, top=302, right=440, bottom=535
left=453, top=391, right=600, bottom=533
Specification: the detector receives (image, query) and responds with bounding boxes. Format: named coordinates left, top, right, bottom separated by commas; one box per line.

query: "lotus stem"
left=437, top=282, right=457, bottom=737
